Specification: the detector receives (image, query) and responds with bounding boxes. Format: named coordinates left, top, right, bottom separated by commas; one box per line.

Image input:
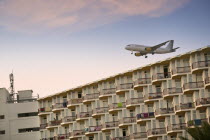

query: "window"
left=122, top=128, right=127, bottom=136
left=78, top=92, right=82, bottom=98
left=0, top=130, right=5, bottom=135
left=18, top=112, right=38, bottom=118
left=0, top=115, right=5, bottom=119
left=18, top=127, right=39, bottom=133
left=89, top=136, right=94, bottom=140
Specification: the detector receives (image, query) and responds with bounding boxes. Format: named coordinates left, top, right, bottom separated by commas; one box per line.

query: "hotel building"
left=38, top=46, right=210, bottom=140
left=0, top=88, right=40, bottom=140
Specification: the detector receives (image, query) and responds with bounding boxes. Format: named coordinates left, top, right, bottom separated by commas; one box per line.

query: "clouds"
left=0, top=0, right=190, bottom=33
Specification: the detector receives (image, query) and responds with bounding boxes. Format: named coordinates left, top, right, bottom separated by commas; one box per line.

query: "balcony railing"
left=162, top=87, right=182, bottom=96
left=126, top=97, right=144, bottom=105
left=175, top=102, right=194, bottom=111
left=130, top=132, right=147, bottom=139
left=119, top=117, right=136, bottom=124
left=55, top=134, right=70, bottom=140
left=40, top=123, right=48, bottom=129
left=152, top=72, right=171, bottom=81
left=196, top=97, right=210, bottom=106
left=183, top=81, right=204, bottom=90
left=52, top=102, right=68, bottom=109
left=116, top=83, right=133, bottom=91
left=144, top=92, right=162, bottom=100
left=100, top=88, right=116, bottom=96
left=147, top=128, right=166, bottom=136
left=68, top=98, right=83, bottom=105
left=205, top=77, right=210, bottom=84
left=62, top=116, right=76, bottom=123
left=134, top=78, right=151, bottom=86
left=155, top=107, right=174, bottom=115
left=172, top=66, right=191, bottom=75
left=70, top=130, right=85, bottom=137
left=48, top=120, right=62, bottom=126
left=192, top=60, right=210, bottom=69
left=103, top=121, right=119, bottom=129
left=167, top=123, right=186, bottom=132
left=77, top=111, right=92, bottom=118
left=111, top=136, right=130, bottom=140
left=38, top=107, right=52, bottom=113
left=87, top=125, right=102, bottom=132
left=136, top=112, right=155, bottom=120
left=84, top=93, right=100, bottom=100
left=93, top=107, right=109, bottom=115
left=187, top=118, right=208, bottom=127
left=109, top=102, right=126, bottom=110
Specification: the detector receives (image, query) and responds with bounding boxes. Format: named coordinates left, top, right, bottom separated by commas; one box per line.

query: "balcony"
left=40, top=123, right=48, bottom=130
left=175, top=102, right=195, bottom=114
left=136, top=112, right=155, bottom=123
left=129, top=132, right=147, bottom=139
left=99, top=88, right=116, bottom=99
left=133, top=78, right=151, bottom=89
left=54, top=134, right=70, bottom=140
left=46, top=120, right=62, bottom=129
left=116, top=83, right=133, bottom=94
left=61, top=116, right=76, bottom=125
left=111, top=136, right=130, bottom=140
left=45, top=137, right=54, bottom=140
left=83, top=93, right=100, bottom=104
left=167, top=123, right=186, bottom=134
left=183, top=81, right=204, bottom=93
left=192, top=60, right=210, bottom=73
left=109, top=102, right=126, bottom=113
left=155, top=107, right=174, bottom=118
left=144, top=92, right=162, bottom=103
left=196, top=97, right=210, bottom=109
left=152, top=72, right=171, bottom=84
left=52, top=102, right=68, bottom=112
left=76, top=111, right=92, bottom=121
left=85, top=125, right=102, bottom=136
left=67, top=98, right=83, bottom=108
left=119, top=117, right=136, bottom=127
left=187, top=118, right=208, bottom=127
left=102, top=121, right=119, bottom=131
left=92, top=107, right=109, bottom=117
left=171, top=66, right=191, bottom=78
left=126, top=97, right=144, bottom=108
left=162, top=87, right=182, bottom=99
left=147, top=128, right=166, bottom=138
left=205, top=77, right=210, bottom=88
left=69, top=130, right=85, bottom=139
left=38, top=107, right=52, bottom=115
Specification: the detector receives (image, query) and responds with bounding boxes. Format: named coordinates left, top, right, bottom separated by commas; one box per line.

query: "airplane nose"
left=125, top=46, right=130, bottom=50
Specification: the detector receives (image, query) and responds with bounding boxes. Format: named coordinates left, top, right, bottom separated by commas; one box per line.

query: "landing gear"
left=152, top=52, right=154, bottom=55
left=145, top=56, right=148, bottom=58
left=131, top=51, right=133, bottom=54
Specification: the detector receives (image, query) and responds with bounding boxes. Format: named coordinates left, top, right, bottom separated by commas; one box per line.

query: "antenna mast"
left=9, top=72, right=15, bottom=99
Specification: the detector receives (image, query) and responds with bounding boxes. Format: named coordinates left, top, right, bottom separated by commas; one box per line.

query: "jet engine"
left=145, top=47, right=152, bottom=51
left=134, top=53, right=142, bottom=57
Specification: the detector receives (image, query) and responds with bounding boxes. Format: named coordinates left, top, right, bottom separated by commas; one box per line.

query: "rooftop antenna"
left=9, top=71, right=15, bottom=100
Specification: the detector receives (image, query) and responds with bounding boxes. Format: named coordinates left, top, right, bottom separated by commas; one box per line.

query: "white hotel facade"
left=0, top=88, right=40, bottom=140
left=38, top=46, right=210, bottom=140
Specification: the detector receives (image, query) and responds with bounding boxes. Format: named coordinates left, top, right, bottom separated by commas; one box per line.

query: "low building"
left=38, top=46, right=210, bottom=140
left=0, top=88, right=40, bottom=140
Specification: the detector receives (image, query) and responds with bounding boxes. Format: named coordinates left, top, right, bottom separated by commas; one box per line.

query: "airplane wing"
left=145, top=40, right=170, bottom=52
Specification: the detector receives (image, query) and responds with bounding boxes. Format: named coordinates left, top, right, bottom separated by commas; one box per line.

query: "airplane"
left=125, top=40, right=179, bottom=58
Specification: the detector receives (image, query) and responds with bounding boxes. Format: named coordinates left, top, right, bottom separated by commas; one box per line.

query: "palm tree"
left=180, top=122, right=210, bottom=140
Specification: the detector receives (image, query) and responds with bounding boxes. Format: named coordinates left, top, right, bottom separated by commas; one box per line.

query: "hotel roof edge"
left=38, top=46, right=210, bottom=100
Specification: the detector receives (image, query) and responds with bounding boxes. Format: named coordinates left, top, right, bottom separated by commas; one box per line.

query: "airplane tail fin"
left=166, top=40, right=174, bottom=50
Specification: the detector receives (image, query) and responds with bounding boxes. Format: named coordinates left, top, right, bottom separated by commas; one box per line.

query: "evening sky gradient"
left=0, top=0, right=210, bottom=97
